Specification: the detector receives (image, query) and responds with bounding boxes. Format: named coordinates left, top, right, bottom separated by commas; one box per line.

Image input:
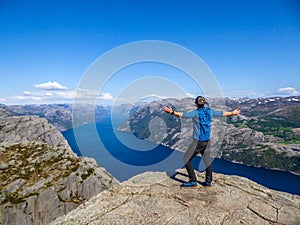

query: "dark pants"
left=183, top=139, right=212, bottom=182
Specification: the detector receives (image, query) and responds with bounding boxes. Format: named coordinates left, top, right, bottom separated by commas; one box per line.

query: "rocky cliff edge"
left=51, top=169, right=300, bottom=225
left=0, top=110, right=119, bottom=225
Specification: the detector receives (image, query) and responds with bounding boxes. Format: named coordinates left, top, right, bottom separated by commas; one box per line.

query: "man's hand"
left=223, top=109, right=241, bottom=116
left=233, top=109, right=241, bottom=116
left=163, top=106, right=183, bottom=117
left=163, top=106, right=173, bottom=114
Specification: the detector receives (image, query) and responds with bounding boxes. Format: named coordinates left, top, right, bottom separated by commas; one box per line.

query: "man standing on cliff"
left=163, top=96, right=240, bottom=188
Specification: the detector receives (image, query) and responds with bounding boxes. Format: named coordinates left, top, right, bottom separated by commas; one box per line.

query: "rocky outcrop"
left=222, top=123, right=280, bottom=146
left=0, top=115, right=71, bottom=150
left=50, top=169, right=300, bottom=225
left=0, top=111, right=119, bottom=224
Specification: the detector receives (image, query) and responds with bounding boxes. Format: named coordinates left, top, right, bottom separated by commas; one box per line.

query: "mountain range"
left=0, top=104, right=110, bottom=131
left=118, top=96, right=300, bottom=174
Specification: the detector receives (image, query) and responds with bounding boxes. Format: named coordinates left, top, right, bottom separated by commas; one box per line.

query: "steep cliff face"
left=50, top=169, right=300, bottom=225
left=1, top=104, right=111, bottom=131
left=0, top=109, right=119, bottom=225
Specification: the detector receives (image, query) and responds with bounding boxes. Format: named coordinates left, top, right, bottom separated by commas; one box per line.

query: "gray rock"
left=0, top=114, right=119, bottom=225
left=0, top=107, right=13, bottom=118
left=50, top=169, right=300, bottom=225
left=0, top=141, right=119, bottom=225
left=0, top=115, right=71, bottom=151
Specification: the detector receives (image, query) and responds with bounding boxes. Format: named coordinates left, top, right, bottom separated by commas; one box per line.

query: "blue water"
left=62, top=116, right=300, bottom=195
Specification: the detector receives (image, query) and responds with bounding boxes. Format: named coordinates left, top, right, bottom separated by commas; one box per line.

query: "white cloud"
left=54, top=91, right=76, bottom=99
left=34, top=81, right=68, bottom=90
left=184, top=92, right=195, bottom=98
left=31, top=96, right=42, bottom=101
left=222, top=89, right=266, bottom=98
left=23, top=91, right=32, bottom=96
left=1, top=87, right=115, bottom=105
left=98, top=92, right=114, bottom=100
left=16, top=96, right=26, bottom=100
left=278, top=87, right=299, bottom=95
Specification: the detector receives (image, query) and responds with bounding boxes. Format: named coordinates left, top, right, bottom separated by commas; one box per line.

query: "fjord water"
left=62, top=115, right=300, bottom=195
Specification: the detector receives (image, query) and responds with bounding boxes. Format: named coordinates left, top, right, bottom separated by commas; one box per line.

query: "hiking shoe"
left=203, top=181, right=211, bottom=187
left=181, top=181, right=197, bottom=188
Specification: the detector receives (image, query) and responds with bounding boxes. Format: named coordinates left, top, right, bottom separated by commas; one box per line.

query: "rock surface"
left=50, top=169, right=300, bottom=225
left=0, top=110, right=119, bottom=225
left=0, top=115, right=71, bottom=150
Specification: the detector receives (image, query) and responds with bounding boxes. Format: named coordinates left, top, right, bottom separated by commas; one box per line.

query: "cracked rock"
left=51, top=170, right=300, bottom=225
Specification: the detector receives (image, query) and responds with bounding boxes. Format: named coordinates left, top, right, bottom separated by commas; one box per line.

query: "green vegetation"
left=5, top=194, right=26, bottom=204
left=223, top=114, right=300, bottom=172
left=57, top=193, right=84, bottom=204
left=227, top=102, right=300, bottom=144
left=279, top=140, right=300, bottom=144
left=81, top=168, right=95, bottom=180
left=228, top=117, right=300, bottom=143
left=222, top=147, right=300, bottom=173
left=0, top=142, right=81, bottom=206
left=4, top=192, right=39, bottom=205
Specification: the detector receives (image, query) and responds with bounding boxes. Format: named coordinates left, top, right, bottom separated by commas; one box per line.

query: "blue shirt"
left=182, top=107, right=223, bottom=141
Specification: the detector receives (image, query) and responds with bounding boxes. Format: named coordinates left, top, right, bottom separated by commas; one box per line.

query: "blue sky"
left=0, top=0, right=299, bottom=105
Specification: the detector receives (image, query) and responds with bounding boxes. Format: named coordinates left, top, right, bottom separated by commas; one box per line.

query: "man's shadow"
left=168, top=171, right=189, bottom=184
left=168, top=168, right=207, bottom=186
